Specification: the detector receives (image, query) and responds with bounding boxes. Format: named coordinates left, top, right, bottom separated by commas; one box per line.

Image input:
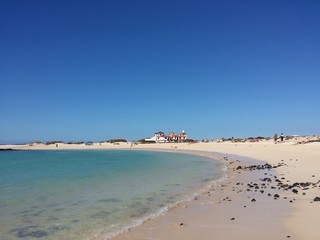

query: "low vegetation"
left=105, top=139, right=128, bottom=143
left=45, top=141, right=64, bottom=145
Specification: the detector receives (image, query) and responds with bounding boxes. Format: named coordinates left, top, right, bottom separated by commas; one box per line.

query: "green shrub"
left=106, top=139, right=127, bottom=143
left=138, top=139, right=156, bottom=144
left=45, top=141, right=64, bottom=145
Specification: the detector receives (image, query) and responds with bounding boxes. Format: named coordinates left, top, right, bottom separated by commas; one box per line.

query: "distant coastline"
left=1, top=135, right=319, bottom=151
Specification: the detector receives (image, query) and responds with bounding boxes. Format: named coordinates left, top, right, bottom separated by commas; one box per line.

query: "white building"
left=144, top=130, right=187, bottom=143
left=144, top=131, right=168, bottom=143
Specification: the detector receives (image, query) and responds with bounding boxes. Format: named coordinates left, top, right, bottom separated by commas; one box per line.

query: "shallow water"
left=0, top=150, right=225, bottom=239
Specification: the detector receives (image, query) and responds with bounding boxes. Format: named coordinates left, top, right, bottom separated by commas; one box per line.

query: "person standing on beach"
left=274, top=134, right=278, bottom=143
left=280, top=133, right=284, bottom=142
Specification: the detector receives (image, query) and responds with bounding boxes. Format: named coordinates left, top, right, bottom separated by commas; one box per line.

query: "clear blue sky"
left=1, top=0, right=319, bottom=143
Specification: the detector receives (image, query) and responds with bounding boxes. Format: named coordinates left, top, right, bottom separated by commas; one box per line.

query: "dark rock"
left=179, top=222, right=184, bottom=226
left=292, top=189, right=299, bottom=194
left=274, top=194, right=280, bottom=198
left=314, top=197, right=320, bottom=202
left=300, top=182, right=311, bottom=188
left=251, top=198, right=256, bottom=202
left=261, top=177, right=272, bottom=182
left=230, top=217, right=235, bottom=220
left=292, top=182, right=300, bottom=187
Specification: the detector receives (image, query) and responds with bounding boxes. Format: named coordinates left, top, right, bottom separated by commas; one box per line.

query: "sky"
left=0, top=0, right=319, bottom=143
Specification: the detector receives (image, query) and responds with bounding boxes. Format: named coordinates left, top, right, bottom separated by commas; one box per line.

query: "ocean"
left=0, top=150, right=225, bottom=240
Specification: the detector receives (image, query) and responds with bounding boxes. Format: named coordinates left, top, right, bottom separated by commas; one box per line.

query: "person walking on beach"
left=274, top=134, right=278, bottom=144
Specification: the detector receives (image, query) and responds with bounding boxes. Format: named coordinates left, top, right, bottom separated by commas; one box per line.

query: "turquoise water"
left=0, top=150, right=225, bottom=240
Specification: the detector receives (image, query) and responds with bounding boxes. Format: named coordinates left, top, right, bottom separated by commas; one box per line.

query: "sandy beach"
left=2, top=0, right=319, bottom=239
left=1, top=136, right=320, bottom=240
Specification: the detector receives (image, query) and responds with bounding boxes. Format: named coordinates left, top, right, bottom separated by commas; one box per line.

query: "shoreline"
left=113, top=150, right=291, bottom=240
left=1, top=140, right=320, bottom=239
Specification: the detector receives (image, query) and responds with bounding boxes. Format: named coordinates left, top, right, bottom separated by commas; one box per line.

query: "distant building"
left=144, top=131, right=168, bottom=143
left=145, top=130, right=187, bottom=143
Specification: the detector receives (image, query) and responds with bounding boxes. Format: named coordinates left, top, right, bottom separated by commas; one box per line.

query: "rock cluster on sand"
left=235, top=162, right=320, bottom=204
